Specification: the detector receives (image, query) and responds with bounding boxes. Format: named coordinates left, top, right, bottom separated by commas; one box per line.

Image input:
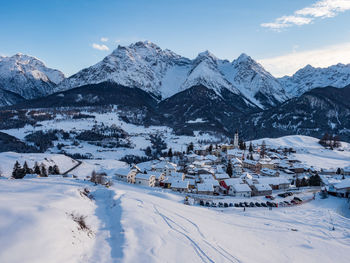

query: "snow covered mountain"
left=279, top=63, right=350, bottom=97
left=0, top=53, right=65, bottom=100
left=219, top=53, right=288, bottom=108
left=57, top=41, right=286, bottom=108
left=57, top=41, right=192, bottom=99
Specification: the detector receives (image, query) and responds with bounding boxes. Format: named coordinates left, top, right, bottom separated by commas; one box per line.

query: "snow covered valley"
left=0, top=177, right=350, bottom=263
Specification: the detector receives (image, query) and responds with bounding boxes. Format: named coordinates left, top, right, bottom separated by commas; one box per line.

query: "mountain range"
left=1, top=41, right=350, bottom=140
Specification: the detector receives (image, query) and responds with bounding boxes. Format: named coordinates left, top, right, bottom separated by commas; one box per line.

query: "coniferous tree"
left=12, top=161, right=24, bottom=179
left=243, top=142, right=247, bottom=151
left=208, top=144, right=213, bottom=153
left=52, top=165, right=60, bottom=175
left=48, top=166, right=54, bottom=175
left=249, top=142, right=253, bottom=153
left=90, top=170, right=97, bottom=184
left=168, top=148, right=173, bottom=158
left=23, top=161, right=32, bottom=175
left=226, top=161, right=233, bottom=177
left=40, top=164, right=48, bottom=177
left=187, top=142, right=194, bottom=154
left=33, top=162, right=41, bottom=175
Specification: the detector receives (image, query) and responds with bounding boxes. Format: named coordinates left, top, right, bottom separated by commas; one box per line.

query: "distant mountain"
left=279, top=63, right=350, bottom=97
left=238, top=84, right=350, bottom=142
left=0, top=88, right=25, bottom=107
left=0, top=53, right=64, bottom=100
left=57, top=41, right=286, bottom=109
left=158, top=84, right=257, bottom=135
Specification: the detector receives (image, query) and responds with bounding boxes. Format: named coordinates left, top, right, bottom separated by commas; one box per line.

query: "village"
left=114, top=131, right=350, bottom=208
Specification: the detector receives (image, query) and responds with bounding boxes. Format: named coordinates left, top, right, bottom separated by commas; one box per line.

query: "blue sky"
left=1, top=0, right=350, bottom=77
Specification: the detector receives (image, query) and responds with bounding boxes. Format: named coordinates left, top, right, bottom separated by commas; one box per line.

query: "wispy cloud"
left=92, top=43, right=109, bottom=51
left=100, top=37, right=108, bottom=42
left=261, top=0, right=350, bottom=30
left=258, top=41, right=350, bottom=77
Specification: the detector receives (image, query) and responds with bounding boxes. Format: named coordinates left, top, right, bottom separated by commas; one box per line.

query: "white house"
left=171, top=180, right=189, bottom=192
left=229, top=184, right=252, bottom=197
left=135, top=173, right=156, bottom=187
left=115, top=168, right=135, bottom=182
left=148, top=171, right=165, bottom=184
left=197, top=183, right=214, bottom=195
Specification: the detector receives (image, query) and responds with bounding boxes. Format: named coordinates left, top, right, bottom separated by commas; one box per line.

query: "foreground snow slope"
left=0, top=178, right=97, bottom=263
left=114, top=182, right=350, bottom=263
left=252, top=135, right=350, bottom=169
left=1, top=177, right=349, bottom=263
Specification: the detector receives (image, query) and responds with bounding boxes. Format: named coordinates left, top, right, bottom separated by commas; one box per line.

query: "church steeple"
left=234, top=129, right=239, bottom=149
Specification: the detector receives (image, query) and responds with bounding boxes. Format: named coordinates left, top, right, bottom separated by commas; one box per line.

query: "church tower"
left=233, top=130, right=239, bottom=149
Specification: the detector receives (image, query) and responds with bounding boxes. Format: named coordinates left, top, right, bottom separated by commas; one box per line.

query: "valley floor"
left=1, top=177, right=350, bottom=263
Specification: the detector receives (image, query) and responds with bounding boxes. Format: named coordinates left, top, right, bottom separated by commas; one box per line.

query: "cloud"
left=258, top=42, right=350, bottom=77
left=92, top=43, right=109, bottom=51
left=261, top=0, right=350, bottom=30
left=100, top=37, right=108, bottom=42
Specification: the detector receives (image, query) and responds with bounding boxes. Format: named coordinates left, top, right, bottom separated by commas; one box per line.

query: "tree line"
left=12, top=161, right=60, bottom=179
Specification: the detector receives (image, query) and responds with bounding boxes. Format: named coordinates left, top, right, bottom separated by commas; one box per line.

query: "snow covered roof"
left=148, top=171, right=164, bottom=179
left=171, top=172, right=184, bottom=178
left=232, top=184, right=251, bottom=192
left=205, top=155, right=218, bottom=161
left=243, top=160, right=257, bottom=165
left=254, top=184, right=272, bottom=191
left=171, top=180, right=189, bottom=189
left=214, top=173, right=230, bottom=180
left=202, top=179, right=219, bottom=186
left=256, top=177, right=289, bottom=185
left=334, top=179, right=350, bottom=190
left=224, top=178, right=243, bottom=186
left=115, top=168, right=131, bottom=176
left=135, top=173, right=155, bottom=180
left=227, top=149, right=243, bottom=155
left=184, top=179, right=196, bottom=185
left=260, top=168, right=279, bottom=176
left=197, top=183, right=214, bottom=192
left=199, top=174, right=214, bottom=180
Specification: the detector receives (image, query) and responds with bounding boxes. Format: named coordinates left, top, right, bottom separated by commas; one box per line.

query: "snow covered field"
left=252, top=135, right=350, bottom=170
left=0, top=177, right=350, bottom=263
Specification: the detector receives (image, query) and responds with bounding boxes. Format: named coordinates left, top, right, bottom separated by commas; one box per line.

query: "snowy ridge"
left=57, top=41, right=288, bottom=108
left=0, top=53, right=65, bottom=99
left=220, top=53, right=288, bottom=108
left=279, top=63, right=350, bottom=97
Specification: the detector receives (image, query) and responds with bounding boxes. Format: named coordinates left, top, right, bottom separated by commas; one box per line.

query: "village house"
left=214, top=173, right=230, bottom=181
left=250, top=184, right=273, bottom=196
left=148, top=171, right=165, bottom=185
left=197, top=183, right=214, bottom=195
left=260, top=168, right=280, bottom=177
left=202, top=179, right=220, bottom=193
left=171, top=180, right=189, bottom=193
left=328, top=178, right=350, bottom=198
left=227, top=149, right=243, bottom=160
left=242, top=159, right=259, bottom=172
left=229, top=184, right=252, bottom=197
left=220, top=178, right=244, bottom=191
left=256, top=177, right=290, bottom=190
left=115, top=168, right=138, bottom=182
left=184, top=179, right=196, bottom=190
left=135, top=174, right=156, bottom=187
